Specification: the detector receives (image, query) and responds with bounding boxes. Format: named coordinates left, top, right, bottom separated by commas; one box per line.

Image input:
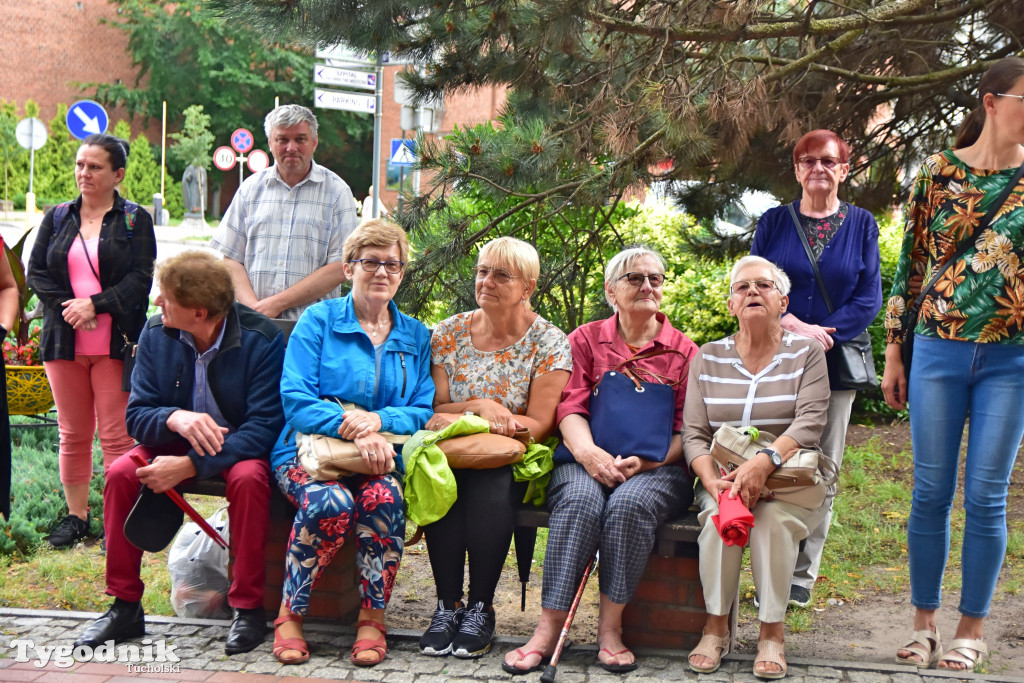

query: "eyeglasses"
left=797, top=156, right=842, bottom=171
left=473, top=266, right=519, bottom=284
left=350, top=258, right=405, bottom=275
left=617, top=272, right=666, bottom=287
left=996, top=93, right=1024, bottom=106
left=731, top=279, right=777, bottom=295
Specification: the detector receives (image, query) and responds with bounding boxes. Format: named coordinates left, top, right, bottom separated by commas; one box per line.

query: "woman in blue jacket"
left=751, top=129, right=882, bottom=608
left=268, top=220, right=434, bottom=667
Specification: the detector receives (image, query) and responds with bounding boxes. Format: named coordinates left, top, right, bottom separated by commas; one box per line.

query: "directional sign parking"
left=315, top=65, right=376, bottom=90
left=231, top=129, right=254, bottom=154
left=66, top=100, right=108, bottom=140
left=314, top=88, right=375, bottom=115
left=390, top=139, right=417, bottom=167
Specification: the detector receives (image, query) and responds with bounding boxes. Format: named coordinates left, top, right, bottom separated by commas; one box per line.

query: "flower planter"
left=5, top=365, right=55, bottom=416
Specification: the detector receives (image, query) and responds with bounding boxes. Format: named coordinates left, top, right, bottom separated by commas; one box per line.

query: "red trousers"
left=103, top=443, right=270, bottom=609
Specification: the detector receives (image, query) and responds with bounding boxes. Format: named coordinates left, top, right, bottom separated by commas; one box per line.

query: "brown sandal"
left=688, top=632, right=730, bottom=673
left=351, top=619, right=387, bottom=667
left=273, top=613, right=309, bottom=665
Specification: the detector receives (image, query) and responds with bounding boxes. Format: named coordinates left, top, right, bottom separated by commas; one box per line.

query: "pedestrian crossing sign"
left=390, top=139, right=417, bottom=167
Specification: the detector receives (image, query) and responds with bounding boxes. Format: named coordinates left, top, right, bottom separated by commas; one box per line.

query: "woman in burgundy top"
left=503, top=246, right=697, bottom=675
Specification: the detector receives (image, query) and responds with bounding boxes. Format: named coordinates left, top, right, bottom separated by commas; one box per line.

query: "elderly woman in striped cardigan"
left=682, top=255, right=831, bottom=680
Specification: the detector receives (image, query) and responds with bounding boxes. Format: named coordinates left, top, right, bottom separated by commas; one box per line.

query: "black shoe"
left=225, top=607, right=268, bottom=655
left=451, top=601, right=495, bottom=658
left=788, top=585, right=812, bottom=608
left=47, top=513, right=90, bottom=549
left=74, top=599, right=145, bottom=648
left=419, top=599, right=466, bottom=656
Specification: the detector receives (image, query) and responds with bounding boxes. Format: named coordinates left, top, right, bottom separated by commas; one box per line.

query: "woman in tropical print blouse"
left=882, top=57, right=1024, bottom=672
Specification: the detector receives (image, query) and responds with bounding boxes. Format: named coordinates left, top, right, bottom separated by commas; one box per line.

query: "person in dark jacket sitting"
left=73, top=251, right=285, bottom=656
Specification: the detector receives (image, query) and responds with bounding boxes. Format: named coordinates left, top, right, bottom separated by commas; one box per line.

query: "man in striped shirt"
left=212, top=105, right=359, bottom=321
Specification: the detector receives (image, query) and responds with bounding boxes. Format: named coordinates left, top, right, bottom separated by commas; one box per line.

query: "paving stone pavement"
left=1, top=609, right=1021, bottom=683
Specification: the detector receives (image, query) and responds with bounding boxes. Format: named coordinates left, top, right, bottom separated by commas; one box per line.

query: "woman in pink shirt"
left=503, top=246, right=697, bottom=675
left=28, top=134, right=157, bottom=549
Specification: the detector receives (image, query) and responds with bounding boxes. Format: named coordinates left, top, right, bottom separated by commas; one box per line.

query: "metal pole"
left=371, top=52, right=383, bottom=218
left=27, top=119, right=35, bottom=194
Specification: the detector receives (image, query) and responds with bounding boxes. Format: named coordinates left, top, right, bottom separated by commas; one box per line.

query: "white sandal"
left=895, top=629, right=941, bottom=668
left=687, top=632, right=730, bottom=673
left=938, top=638, right=987, bottom=671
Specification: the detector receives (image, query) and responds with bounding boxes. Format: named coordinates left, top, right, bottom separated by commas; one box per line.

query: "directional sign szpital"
left=66, top=100, right=109, bottom=140
left=314, top=88, right=375, bottom=115
left=315, top=64, right=377, bottom=90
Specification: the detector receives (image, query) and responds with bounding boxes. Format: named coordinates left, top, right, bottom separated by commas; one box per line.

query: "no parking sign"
left=231, top=128, right=254, bottom=154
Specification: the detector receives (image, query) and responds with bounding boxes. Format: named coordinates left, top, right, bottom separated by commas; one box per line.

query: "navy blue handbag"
left=554, top=348, right=687, bottom=464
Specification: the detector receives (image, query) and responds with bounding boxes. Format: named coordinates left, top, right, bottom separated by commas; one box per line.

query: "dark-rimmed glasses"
left=350, top=258, right=405, bottom=275
left=473, top=266, right=519, bottom=284
left=731, top=279, right=776, bottom=295
left=618, top=272, right=666, bottom=287
left=797, top=156, right=842, bottom=171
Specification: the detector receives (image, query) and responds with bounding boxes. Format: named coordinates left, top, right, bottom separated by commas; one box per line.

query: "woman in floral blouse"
left=882, top=57, right=1024, bottom=672
left=418, top=236, right=572, bottom=660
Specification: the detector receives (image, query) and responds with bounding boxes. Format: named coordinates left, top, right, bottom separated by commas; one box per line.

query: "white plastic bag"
left=167, top=506, right=231, bottom=619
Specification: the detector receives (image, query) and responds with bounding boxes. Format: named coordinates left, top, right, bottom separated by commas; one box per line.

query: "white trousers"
left=696, top=483, right=828, bottom=624
left=793, top=389, right=855, bottom=589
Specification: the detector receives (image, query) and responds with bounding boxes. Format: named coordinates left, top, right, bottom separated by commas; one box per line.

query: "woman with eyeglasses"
left=503, top=246, right=696, bottom=675
left=883, top=57, right=1024, bottom=672
left=750, top=130, right=881, bottom=608
left=419, top=236, right=572, bottom=660
left=684, top=255, right=830, bottom=679
left=268, top=219, right=434, bottom=666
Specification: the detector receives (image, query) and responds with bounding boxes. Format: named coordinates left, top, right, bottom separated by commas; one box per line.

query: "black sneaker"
left=419, top=599, right=466, bottom=656
left=451, top=601, right=495, bottom=658
left=788, top=585, right=812, bottom=608
left=46, top=513, right=90, bottom=549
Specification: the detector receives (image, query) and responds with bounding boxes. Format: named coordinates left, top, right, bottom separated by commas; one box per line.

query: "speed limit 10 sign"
left=213, top=146, right=237, bottom=171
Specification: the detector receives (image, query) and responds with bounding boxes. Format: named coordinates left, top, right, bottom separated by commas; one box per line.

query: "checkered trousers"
left=541, top=462, right=693, bottom=609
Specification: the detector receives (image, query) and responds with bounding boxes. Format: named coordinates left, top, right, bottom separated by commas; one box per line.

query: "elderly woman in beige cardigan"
left=682, top=255, right=830, bottom=680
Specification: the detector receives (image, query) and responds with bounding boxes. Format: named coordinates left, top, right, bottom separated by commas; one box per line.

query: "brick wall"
left=623, top=553, right=707, bottom=650
left=1, top=0, right=148, bottom=133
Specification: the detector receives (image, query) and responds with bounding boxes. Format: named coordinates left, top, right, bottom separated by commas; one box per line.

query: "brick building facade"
left=1, top=0, right=505, bottom=212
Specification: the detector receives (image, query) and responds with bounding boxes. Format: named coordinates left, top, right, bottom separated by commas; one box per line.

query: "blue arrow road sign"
left=66, top=100, right=108, bottom=140
left=390, top=139, right=416, bottom=167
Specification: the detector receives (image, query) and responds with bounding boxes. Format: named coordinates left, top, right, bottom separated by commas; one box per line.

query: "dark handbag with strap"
left=554, top=347, right=689, bottom=464
left=788, top=203, right=878, bottom=391
left=900, top=162, right=1024, bottom=378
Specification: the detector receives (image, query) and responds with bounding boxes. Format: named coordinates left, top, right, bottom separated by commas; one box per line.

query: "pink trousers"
left=44, top=356, right=135, bottom=486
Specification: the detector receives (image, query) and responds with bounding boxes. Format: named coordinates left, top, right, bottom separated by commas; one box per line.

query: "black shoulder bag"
left=900, top=162, right=1024, bottom=377
left=788, top=203, right=878, bottom=390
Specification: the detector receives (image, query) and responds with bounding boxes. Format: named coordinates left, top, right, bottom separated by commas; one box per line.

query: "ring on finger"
left=359, top=422, right=369, bottom=430
left=368, top=451, right=376, bottom=456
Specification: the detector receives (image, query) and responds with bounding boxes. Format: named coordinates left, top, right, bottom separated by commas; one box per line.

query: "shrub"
left=0, top=423, right=104, bottom=557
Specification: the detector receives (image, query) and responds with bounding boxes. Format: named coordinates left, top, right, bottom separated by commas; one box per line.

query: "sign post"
left=15, top=117, right=47, bottom=215
left=230, top=128, right=254, bottom=186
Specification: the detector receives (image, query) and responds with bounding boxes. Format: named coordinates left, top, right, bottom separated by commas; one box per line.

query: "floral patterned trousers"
left=274, top=457, right=405, bottom=613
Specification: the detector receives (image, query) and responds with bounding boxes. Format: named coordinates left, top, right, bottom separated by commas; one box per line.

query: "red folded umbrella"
left=712, top=489, right=755, bottom=547
left=129, top=452, right=228, bottom=549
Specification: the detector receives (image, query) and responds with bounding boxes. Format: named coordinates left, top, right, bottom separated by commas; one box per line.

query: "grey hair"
left=730, top=255, right=791, bottom=295
left=604, top=246, right=667, bottom=310
left=264, top=104, right=319, bottom=140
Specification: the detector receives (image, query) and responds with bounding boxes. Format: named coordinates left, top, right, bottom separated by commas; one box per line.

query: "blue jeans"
left=908, top=335, right=1024, bottom=617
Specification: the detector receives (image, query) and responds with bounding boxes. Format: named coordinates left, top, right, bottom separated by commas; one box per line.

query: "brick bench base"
left=182, top=479, right=719, bottom=649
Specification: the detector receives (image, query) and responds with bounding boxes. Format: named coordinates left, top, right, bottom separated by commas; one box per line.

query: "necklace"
left=83, top=204, right=113, bottom=225
left=358, top=314, right=391, bottom=337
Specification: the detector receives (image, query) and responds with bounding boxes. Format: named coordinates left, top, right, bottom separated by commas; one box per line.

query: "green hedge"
left=1, top=420, right=104, bottom=557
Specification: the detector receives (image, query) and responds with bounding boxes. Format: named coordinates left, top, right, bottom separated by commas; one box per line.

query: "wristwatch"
left=757, top=447, right=783, bottom=469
